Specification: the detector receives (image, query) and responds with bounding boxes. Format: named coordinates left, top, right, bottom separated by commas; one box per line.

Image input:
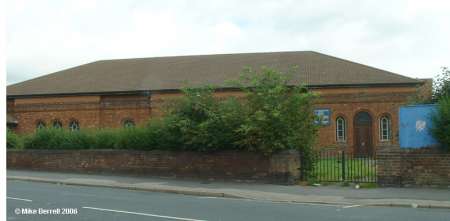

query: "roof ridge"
left=95, top=50, right=315, bottom=63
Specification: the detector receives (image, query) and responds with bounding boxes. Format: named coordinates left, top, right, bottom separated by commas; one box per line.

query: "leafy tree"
left=161, top=86, right=245, bottom=151
left=408, top=67, right=449, bottom=104
left=231, top=67, right=319, bottom=176
left=433, top=67, right=450, bottom=102
left=233, top=67, right=318, bottom=154
left=431, top=96, right=450, bottom=152
left=161, top=67, right=318, bottom=164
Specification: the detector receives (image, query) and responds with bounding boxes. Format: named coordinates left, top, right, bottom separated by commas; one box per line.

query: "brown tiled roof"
left=7, top=51, right=421, bottom=97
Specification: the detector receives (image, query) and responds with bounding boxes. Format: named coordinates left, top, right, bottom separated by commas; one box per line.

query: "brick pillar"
left=269, top=150, right=301, bottom=185
left=377, top=150, right=402, bottom=186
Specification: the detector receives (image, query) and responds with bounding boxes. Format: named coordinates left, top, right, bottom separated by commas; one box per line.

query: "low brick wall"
left=7, top=149, right=300, bottom=184
left=377, top=148, right=450, bottom=187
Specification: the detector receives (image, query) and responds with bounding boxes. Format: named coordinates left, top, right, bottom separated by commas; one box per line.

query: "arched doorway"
left=354, top=111, right=373, bottom=156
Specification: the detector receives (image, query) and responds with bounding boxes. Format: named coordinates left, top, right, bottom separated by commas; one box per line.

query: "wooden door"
left=354, top=112, right=373, bottom=156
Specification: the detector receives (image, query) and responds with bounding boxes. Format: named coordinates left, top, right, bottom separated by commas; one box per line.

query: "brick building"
left=7, top=51, right=429, bottom=154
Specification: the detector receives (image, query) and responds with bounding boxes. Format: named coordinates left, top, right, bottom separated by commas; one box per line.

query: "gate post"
left=341, top=150, right=346, bottom=182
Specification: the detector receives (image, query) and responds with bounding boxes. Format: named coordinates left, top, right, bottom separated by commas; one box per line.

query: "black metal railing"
left=303, top=150, right=376, bottom=183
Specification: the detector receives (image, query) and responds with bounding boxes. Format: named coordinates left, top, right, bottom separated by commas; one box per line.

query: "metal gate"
left=303, top=150, right=377, bottom=183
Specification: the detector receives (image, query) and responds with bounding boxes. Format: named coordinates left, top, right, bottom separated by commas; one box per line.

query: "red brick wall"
left=377, top=148, right=450, bottom=187
left=7, top=149, right=301, bottom=184
left=312, top=86, right=418, bottom=153
left=7, top=86, right=421, bottom=153
left=9, top=95, right=151, bottom=133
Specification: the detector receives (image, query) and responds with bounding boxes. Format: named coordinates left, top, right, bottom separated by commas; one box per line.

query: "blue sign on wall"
left=314, top=108, right=331, bottom=126
left=399, top=104, right=439, bottom=149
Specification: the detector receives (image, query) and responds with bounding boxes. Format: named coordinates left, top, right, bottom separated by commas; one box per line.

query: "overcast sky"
left=6, top=0, right=450, bottom=85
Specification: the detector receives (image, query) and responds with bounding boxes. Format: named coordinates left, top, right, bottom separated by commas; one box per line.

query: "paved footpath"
left=7, top=169, right=450, bottom=209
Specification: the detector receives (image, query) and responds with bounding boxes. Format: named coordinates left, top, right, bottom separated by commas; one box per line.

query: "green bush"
left=115, top=127, right=155, bottom=150
left=7, top=129, right=22, bottom=149
left=23, top=128, right=93, bottom=150
left=431, top=96, right=450, bottom=151
left=233, top=67, right=318, bottom=155
left=90, top=129, right=118, bottom=149
left=161, top=87, right=245, bottom=151
left=232, top=67, right=318, bottom=176
left=16, top=67, right=318, bottom=173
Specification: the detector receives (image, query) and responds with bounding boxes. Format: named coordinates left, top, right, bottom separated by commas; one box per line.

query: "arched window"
left=36, top=120, right=46, bottom=130
left=69, top=120, right=80, bottom=131
left=123, top=119, right=135, bottom=128
left=53, top=120, right=62, bottom=129
left=336, top=117, right=346, bottom=142
left=380, top=116, right=391, bottom=141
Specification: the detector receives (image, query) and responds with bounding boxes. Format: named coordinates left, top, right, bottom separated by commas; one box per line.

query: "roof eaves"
left=6, top=82, right=421, bottom=98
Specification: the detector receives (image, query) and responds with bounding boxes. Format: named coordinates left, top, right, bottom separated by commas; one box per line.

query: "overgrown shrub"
left=23, top=128, right=93, bottom=150
left=114, top=127, right=155, bottom=150
left=7, top=129, right=22, bottom=149
left=431, top=96, right=450, bottom=151
left=161, top=87, right=245, bottom=151
left=233, top=67, right=318, bottom=155
left=16, top=67, right=318, bottom=173
left=231, top=67, right=318, bottom=176
left=90, top=129, right=118, bottom=149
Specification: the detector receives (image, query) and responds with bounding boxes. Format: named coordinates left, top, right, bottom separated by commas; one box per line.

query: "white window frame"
left=53, top=120, right=62, bottom=129
left=123, top=119, right=135, bottom=128
left=36, top=121, right=46, bottom=130
left=336, top=117, right=346, bottom=142
left=69, top=120, right=80, bottom=131
left=380, top=116, right=391, bottom=141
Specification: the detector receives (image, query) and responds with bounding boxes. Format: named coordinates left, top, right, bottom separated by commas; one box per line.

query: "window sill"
left=378, top=141, right=392, bottom=145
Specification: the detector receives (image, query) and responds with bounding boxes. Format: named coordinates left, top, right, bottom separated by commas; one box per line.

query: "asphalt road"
left=6, top=180, right=450, bottom=221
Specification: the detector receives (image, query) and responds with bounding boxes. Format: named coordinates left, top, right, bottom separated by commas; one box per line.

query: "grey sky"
left=6, top=0, right=450, bottom=85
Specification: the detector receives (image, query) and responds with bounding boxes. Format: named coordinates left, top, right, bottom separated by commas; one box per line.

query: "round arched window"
left=380, top=116, right=391, bottom=141
left=36, top=120, right=46, bottom=130
left=123, top=119, right=135, bottom=128
left=69, top=120, right=80, bottom=131
left=53, top=120, right=62, bottom=129
left=336, top=117, right=346, bottom=142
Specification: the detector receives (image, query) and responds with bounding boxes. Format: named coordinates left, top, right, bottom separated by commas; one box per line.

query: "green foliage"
left=433, top=67, right=450, bottom=102
left=409, top=67, right=449, bottom=104
left=233, top=67, right=318, bottom=154
left=161, top=87, right=245, bottom=151
left=17, top=67, right=318, bottom=174
left=114, top=127, right=155, bottom=150
left=7, top=129, right=22, bottom=149
left=23, top=128, right=93, bottom=150
left=230, top=67, right=318, bottom=177
left=22, top=127, right=162, bottom=150
left=431, top=96, right=450, bottom=151
left=90, top=129, right=118, bottom=149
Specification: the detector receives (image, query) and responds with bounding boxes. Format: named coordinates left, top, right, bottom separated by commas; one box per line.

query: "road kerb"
left=7, top=176, right=240, bottom=199
left=7, top=176, right=450, bottom=209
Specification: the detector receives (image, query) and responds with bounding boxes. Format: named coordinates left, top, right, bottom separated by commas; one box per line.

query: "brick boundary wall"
left=377, top=148, right=450, bottom=187
left=7, top=149, right=301, bottom=185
